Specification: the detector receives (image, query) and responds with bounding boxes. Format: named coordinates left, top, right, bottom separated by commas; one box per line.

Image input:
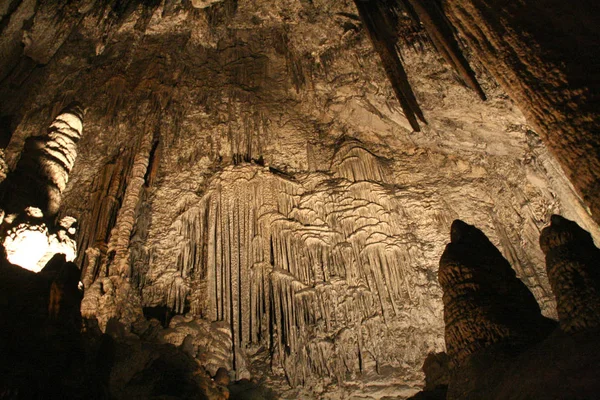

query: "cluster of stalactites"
left=438, top=220, right=555, bottom=369
left=0, top=103, right=83, bottom=272
left=175, top=150, right=431, bottom=384
left=330, top=140, right=389, bottom=183
left=352, top=0, right=486, bottom=132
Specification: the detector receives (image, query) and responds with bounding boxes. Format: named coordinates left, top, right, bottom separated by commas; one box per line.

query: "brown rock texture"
left=0, top=0, right=599, bottom=398
left=443, top=0, right=600, bottom=225
left=540, top=215, right=600, bottom=333
left=439, top=220, right=554, bottom=368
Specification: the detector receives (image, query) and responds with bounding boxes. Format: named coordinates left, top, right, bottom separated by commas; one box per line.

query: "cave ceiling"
left=0, top=0, right=598, bottom=398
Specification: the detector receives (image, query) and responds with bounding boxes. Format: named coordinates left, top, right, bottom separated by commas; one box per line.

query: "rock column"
left=540, top=215, right=600, bottom=333
left=0, top=102, right=84, bottom=217
left=439, top=220, right=554, bottom=368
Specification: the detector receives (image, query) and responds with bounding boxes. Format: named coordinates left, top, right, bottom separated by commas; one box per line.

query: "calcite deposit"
left=0, top=0, right=598, bottom=399
left=0, top=102, right=84, bottom=217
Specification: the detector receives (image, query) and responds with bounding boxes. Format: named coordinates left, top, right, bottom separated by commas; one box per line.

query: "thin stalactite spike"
left=353, top=0, right=427, bottom=131
left=404, top=0, right=486, bottom=100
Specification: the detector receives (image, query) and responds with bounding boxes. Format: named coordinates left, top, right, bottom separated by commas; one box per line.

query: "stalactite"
left=77, top=148, right=135, bottom=268
left=349, top=0, right=488, bottom=131
left=402, top=0, right=486, bottom=100
left=330, top=139, right=389, bottom=182
left=165, top=140, right=444, bottom=382
left=353, top=0, right=426, bottom=132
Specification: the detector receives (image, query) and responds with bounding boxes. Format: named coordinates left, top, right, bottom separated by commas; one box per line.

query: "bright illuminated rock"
left=0, top=102, right=84, bottom=217
left=3, top=213, right=49, bottom=272
left=2, top=207, right=77, bottom=272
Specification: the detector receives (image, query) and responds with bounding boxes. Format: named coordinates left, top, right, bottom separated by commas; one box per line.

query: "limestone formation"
left=0, top=0, right=598, bottom=398
left=439, top=220, right=554, bottom=368
left=436, top=217, right=600, bottom=399
left=540, top=215, right=600, bottom=333
left=155, top=148, right=447, bottom=385
left=0, top=102, right=83, bottom=217
left=443, top=0, right=600, bottom=225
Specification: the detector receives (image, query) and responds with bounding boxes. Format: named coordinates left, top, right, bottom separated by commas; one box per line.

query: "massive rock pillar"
left=0, top=102, right=84, bottom=217
left=439, top=220, right=554, bottom=368
left=443, top=0, right=600, bottom=224
left=540, top=215, right=600, bottom=333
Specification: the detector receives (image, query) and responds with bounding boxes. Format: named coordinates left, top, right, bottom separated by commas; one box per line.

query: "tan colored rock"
left=443, top=0, right=600, bottom=225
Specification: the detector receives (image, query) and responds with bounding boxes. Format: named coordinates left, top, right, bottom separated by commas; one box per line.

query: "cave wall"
left=0, top=0, right=598, bottom=398
left=443, top=0, right=600, bottom=226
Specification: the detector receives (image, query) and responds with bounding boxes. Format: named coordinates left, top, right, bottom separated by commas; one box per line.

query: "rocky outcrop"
left=439, top=220, right=555, bottom=368
left=540, top=215, right=600, bottom=333
left=0, top=102, right=82, bottom=273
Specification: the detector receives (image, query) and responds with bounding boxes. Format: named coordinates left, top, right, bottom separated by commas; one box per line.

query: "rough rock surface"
left=436, top=219, right=600, bottom=400
left=443, top=0, right=600, bottom=225
left=0, top=0, right=598, bottom=398
left=540, top=215, right=600, bottom=333
left=439, top=220, right=555, bottom=368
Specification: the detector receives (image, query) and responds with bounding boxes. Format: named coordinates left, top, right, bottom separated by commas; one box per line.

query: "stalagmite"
left=540, top=215, right=600, bottom=333
left=438, top=220, right=554, bottom=368
left=0, top=102, right=84, bottom=217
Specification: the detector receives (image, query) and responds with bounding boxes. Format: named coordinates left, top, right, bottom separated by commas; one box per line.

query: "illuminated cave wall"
left=0, top=1, right=598, bottom=397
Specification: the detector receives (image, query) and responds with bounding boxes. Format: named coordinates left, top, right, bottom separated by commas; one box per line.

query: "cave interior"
left=0, top=0, right=599, bottom=399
